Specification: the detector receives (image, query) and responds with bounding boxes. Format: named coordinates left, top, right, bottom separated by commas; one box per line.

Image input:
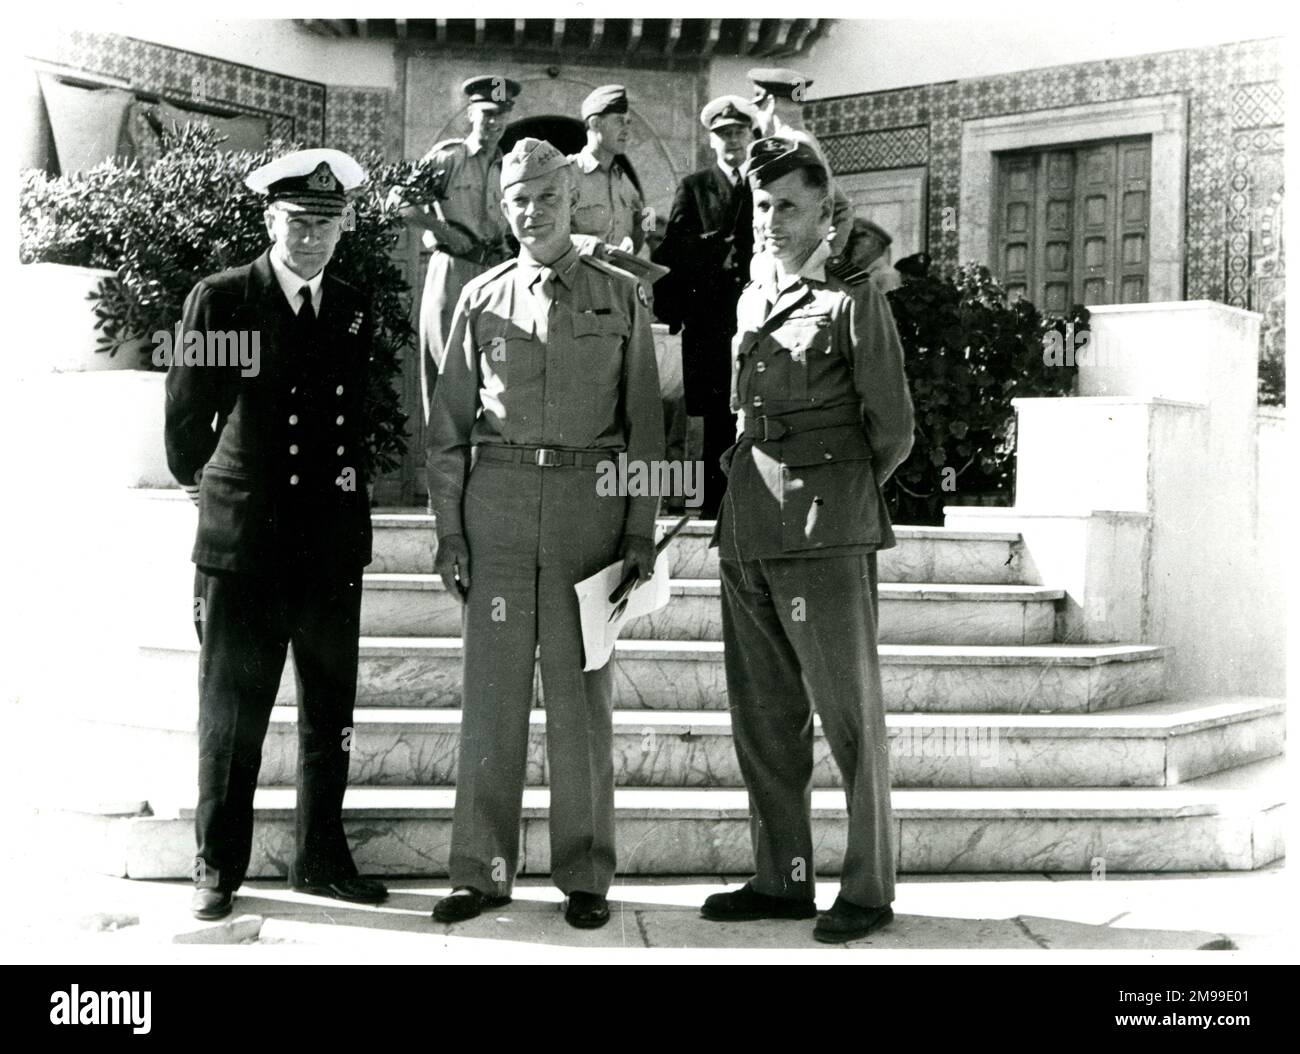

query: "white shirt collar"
left=269, top=249, right=324, bottom=315
left=717, top=161, right=740, bottom=187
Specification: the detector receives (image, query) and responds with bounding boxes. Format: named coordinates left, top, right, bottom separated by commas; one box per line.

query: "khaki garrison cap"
left=500, top=137, right=571, bottom=189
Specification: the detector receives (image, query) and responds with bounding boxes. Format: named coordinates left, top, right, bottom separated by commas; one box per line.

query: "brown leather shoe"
left=432, top=887, right=512, bottom=923
left=191, top=888, right=233, bottom=921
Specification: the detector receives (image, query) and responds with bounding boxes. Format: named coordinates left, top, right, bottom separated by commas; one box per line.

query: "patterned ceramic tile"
left=805, top=37, right=1283, bottom=313
left=42, top=29, right=325, bottom=146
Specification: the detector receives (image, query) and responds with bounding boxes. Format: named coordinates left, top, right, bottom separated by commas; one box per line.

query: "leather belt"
left=742, top=405, right=863, bottom=442
left=476, top=444, right=614, bottom=468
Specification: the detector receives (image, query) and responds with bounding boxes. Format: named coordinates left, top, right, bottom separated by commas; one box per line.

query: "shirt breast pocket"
left=477, top=317, right=542, bottom=387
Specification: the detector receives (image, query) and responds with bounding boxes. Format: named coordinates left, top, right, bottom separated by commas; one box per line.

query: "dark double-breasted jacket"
left=652, top=164, right=754, bottom=413
left=164, top=250, right=374, bottom=573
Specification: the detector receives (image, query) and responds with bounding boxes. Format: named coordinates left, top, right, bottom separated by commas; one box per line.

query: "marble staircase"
left=60, top=511, right=1286, bottom=879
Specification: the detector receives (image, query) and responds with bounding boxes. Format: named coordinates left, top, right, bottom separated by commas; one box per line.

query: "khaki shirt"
left=426, top=244, right=665, bottom=540
left=716, top=241, right=915, bottom=560
left=568, top=147, right=645, bottom=252
left=418, top=137, right=506, bottom=250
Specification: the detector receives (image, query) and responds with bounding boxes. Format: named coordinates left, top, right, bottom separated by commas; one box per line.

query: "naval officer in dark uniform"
left=165, top=149, right=388, bottom=921
left=701, top=137, right=915, bottom=942
left=426, top=138, right=664, bottom=929
left=652, top=95, right=758, bottom=518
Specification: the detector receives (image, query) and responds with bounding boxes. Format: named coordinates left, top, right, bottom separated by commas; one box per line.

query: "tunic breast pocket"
left=566, top=311, right=626, bottom=440
left=773, top=313, right=833, bottom=399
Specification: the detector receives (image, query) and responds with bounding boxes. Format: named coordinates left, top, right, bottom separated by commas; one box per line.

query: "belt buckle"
left=534, top=448, right=560, bottom=467
left=760, top=416, right=786, bottom=442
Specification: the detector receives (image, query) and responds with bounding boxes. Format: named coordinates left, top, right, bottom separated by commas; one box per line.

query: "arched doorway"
left=502, top=114, right=644, bottom=196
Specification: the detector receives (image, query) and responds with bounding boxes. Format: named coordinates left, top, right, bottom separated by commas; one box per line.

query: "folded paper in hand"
left=574, top=549, right=671, bottom=672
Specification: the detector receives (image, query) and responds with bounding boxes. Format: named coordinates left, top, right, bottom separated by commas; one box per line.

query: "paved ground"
left=3, top=865, right=1295, bottom=962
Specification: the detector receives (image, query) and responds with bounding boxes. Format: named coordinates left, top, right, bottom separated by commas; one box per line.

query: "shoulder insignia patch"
left=636, top=284, right=649, bottom=307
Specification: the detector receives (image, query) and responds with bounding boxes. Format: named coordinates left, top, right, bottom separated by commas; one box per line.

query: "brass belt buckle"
left=760, top=416, right=787, bottom=442
left=534, top=448, right=560, bottom=467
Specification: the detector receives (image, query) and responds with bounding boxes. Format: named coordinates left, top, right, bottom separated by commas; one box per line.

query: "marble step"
left=361, top=574, right=1063, bottom=645
left=53, top=758, right=1285, bottom=878
left=254, top=697, right=1285, bottom=790
left=139, top=639, right=1169, bottom=714
left=369, top=513, right=1028, bottom=585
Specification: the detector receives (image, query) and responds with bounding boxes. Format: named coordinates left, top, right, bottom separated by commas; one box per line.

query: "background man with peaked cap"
left=165, top=148, right=388, bottom=921
left=746, top=67, right=854, bottom=262
left=425, top=137, right=664, bottom=930
left=396, top=75, right=520, bottom=434
left=652, top=94, right=758, bottom=518
left=701, top=135, right=915, bottom=943
left=568, top=84, right=647, bottom=255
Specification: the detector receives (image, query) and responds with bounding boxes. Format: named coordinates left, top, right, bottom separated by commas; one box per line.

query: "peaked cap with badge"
left=701, top=95, right=759, bottom=132
left=245, top=148, right=367, bottom=216
left=461, top=74, right=522, bottom=112
left=740, top=135, right=827, bottom=187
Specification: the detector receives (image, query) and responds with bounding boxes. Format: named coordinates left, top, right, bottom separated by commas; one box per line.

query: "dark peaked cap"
left=748, top=67, right=814, bottom=100
left=740, top=136, right=827, bottom=187
left=462, top=74, right=522, bottom=111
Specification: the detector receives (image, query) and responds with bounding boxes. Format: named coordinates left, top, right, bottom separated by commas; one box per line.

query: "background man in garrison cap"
left=747, top=67, right=854, bottom=262
left=395, top=75, right=519, bottom=428
left=568, top=84, right=647, bottom=256
left=701, top=136, right=915, bottom=943
left=165, top=149, right=388, bottom=922
left=652, top=95, right=758, bottom=518
left=426, top=137, right=664, bottom=930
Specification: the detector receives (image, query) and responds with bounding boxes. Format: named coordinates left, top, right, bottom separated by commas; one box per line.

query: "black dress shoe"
left=564, top=891, right=610, bottom=929
left=191, top=889, right=233, bottom=921
left=813, top=895, right=894, bottom=943
left=292, top=876, right=389, bottom=904
left=701, top=883, right=817, bottom=922
left=431, top=887, right=511, bottom=923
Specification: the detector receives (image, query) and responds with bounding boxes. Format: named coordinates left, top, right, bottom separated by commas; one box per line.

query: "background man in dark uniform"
left=702, top=137, right=915, bottom=942
left=165, top=148, right=388, bottom=921
left=652, top=95, right=757, bottom=518
left=397, top=75, right=519, bottom=423
left=426, top=138, right=663, bottom=930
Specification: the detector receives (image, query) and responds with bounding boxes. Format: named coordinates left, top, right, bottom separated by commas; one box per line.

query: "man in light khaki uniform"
left=702, top=137, right=915, bottom=943
left=426, top=138, right=664, bottom=930
left=568, top=85, right=646, bottom=255
left=398, top=75, right=519, bottom=423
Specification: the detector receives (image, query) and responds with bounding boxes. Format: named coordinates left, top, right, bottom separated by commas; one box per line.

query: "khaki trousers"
left=720, top=552, right=896, bottom=907
left=449, top=458, right=626, bottom=896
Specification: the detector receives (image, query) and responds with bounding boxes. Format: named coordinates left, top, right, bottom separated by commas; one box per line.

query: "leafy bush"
left=19, top=123, right=420, bottom=478
left=884, top=263, right=1088, bottom=525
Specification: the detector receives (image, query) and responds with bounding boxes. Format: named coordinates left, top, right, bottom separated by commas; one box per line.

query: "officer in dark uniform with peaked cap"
left=701, top=136, right=915, bottom=942
left=166, top=148, right=388, bottom=921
